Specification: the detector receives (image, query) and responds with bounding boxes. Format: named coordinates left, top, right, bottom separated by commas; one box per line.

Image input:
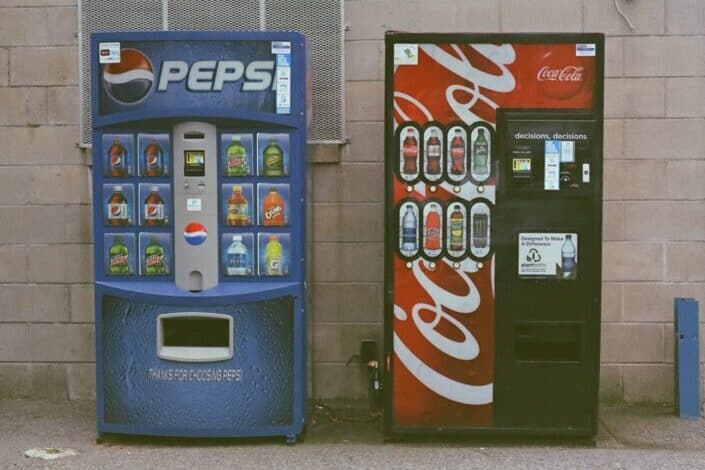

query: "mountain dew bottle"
left=225, top=137, right=248, bottom=176
left=264, top=235, right=283, bottom=275
left=108, top=236, right=130, bottom=275
left=144, top=237, right=167, bottom=275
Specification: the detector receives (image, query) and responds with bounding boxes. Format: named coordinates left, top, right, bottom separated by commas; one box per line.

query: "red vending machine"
left=385, top=33, right=604, bottom=437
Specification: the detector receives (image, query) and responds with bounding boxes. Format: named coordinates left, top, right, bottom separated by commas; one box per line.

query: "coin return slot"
left=514, top=323, right=581, bottom=362
left=183, top=131, right=205, bottom=140
left=157, top=313, right=233, bottom=362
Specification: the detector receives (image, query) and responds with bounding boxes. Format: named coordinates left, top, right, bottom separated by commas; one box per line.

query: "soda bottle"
left=401, top=128, right=418, bottom=175
left=143, top=186, right=165, bottom=226
left=225, top=136, right=249, bottom=176
left=144, top=237, right=167, bottom=275
left=450, top=129, right=465, bottom=175
left=449, top=204, right=464, bottom=251
left=262, top=188, right=285, bottom=226
left=401, top=205, right=417, bottom=253
left=107, top=185, right=129, bottom=226
left=561, top=234, right=576, bottom=278
left=264, top=235, right=284, bottom=275
left=472, top=213, right=488, bottom=249
left=262, top=139, right=284, bottom=176
left=143, top=139, right=164, bottom=177
left=108, top=236, right=130, bottom=275
left=226, top=185, right=250, bottom=226
left=226, top=234, right=249, bottom=276
left=424, top=204, right=441, bottom=251
left=425, top=129, right=442, bottom=176
left=472, top=128, right=489, bottom=176
left=107, top=139, right=128, bottom=177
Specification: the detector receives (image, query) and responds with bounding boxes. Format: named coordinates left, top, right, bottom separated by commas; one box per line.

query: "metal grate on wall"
left=78, top=0, right=345, bottom=146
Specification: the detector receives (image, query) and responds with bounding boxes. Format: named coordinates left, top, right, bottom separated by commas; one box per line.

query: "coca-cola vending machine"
left=385, top=33, right=604, bottom=437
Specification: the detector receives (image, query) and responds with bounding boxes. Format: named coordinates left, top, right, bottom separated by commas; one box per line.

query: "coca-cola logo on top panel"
left=537, top=50, right=589, bottom=100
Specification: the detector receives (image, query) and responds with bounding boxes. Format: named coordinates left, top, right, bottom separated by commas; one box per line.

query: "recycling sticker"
left=518, top=232, right=578, bottom=279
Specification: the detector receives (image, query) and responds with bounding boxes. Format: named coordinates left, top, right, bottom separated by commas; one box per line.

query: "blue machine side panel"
left=102, top=295, right=294, bottom=428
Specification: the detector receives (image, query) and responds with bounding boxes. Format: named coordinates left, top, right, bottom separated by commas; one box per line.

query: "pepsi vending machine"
left=385, top=33, right=604, bottom=438
left=91, top=31, right=307, bottom=443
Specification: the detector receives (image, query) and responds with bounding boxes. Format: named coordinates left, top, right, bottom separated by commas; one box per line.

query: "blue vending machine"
left=90, top=31, right=307, bottom=443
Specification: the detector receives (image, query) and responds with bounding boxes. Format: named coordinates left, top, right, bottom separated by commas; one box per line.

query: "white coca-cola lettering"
left=536, top=65, right=584, bottom=82
left=403, top=144, right=418, bottom=155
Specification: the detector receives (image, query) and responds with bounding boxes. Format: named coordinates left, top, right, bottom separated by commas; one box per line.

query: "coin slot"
left=183, top=131, right=205, bottom=140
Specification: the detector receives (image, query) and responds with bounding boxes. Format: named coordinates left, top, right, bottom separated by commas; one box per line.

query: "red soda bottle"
left=143, top=139, right=164, bottom=177
left=402, top=128, right=418, bottom=175
left=107, top=139, right=128, bottom=177
left=143, top=186, right=165, bottom=226
left=450, top=129, right=465, bottom=175
left=424, top=205, right=441, bottom=251
left=426, top=130, right=441, bottom=175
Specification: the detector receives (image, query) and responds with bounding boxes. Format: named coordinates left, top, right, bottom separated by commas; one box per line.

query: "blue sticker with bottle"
left=103, top=183, right=134, bottom=226
left=104, top=233, right=135, bottom=276
left=222, top=233, right=254, bottom=276
left=137, top=133, right=170, bottom=177
left=258, top=232, right=290, bottom=276
left=103, top=133, right=134, bottom=177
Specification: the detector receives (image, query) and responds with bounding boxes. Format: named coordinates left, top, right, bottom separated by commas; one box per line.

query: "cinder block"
left=624, top=36, right=705, bottom=77
left=0, top=245, right=27, bottom=282
left=665, top=242, right=705, bottom=281
left=312, top=282, right=384, bottom=323
left=344, top=121, right=384, bottom=162
left=313, top=363, right=368, bottom=399
left=69, top=284, right=94, bottom=322
left=65, top=204, right=92, bottom=243
left=313, top=323, right=382, bottom=363
left=418, top=0, right=500, bottom=33
left=313, top=242, right=383, bottom=282
left=67, top=363, right=95, bottom=400
left=603, top=119, right=624, bottom=160
left=0, top=87, right=45, bottom=125
left=604, top=78, right=665, bottom=119
left=10, top=46, right=77, bottom=85
left=312, top=162, right=384, bottom=203
left=601, top=282, right=622, bottom=323
left=621, top=282, right=704, bottom=322
left=46, top=86, right=78, bottom=124
left=28, top=244, right=92, bottom=283
left=625, top=119, right=705, bottom=160
left=0, top=206, right=90, bottom=244
left=313, top=203, right=384, bottom=242
left=601, top=323, right=664, bottom=363
left=0, top=126, right=81, bottom=165
left=603, top=160, right=665, bottom=201
left=622, top=364, right=673, bottom=404
left=0, top=167, right=32, bottom=204
left=346, top=41, right=383, bottom=81
left=0, top=324, right=30, bottom=361
left=29, top=323, right=94, bottom=362
left=32, top=165, right=89, bottom=203
left=666, top=0, right=705, bottom=34
left=30, top=363, right=68, bottom=399
left=600, top=364, right=621, bottom=404
left=602, top=242, right=662, bottom=282
left=47, top=6, right=77, bottom=45
left=583, top=0, right=665, bottom=34
left=501, top=0, right=581, bottom=32
left=0, top=364, right=31, bottom=398
left=605, top=37, right=623, bottom=78
left=0, top=8, right=48, bottom=46
left=0, top=47, right=7, bottom=86
left=346, top=81, right=384, bottom=122
left=603, top=201, right=624, bottom=241
left=345, top=0, right=420, bottom=41
left=0, top=284, right=69, bottom=322
left=666, top=161, right=705, bottom=199
left=666, top=78, right=705, bottom=118
left=624, top=201, right=705, bottom=241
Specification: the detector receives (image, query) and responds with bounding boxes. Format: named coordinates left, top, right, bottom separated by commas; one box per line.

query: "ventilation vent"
left=78, top=0, right=344, bottom=145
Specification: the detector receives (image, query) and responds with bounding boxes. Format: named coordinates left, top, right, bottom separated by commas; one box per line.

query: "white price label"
left=186, top=198, right=202, bottom=212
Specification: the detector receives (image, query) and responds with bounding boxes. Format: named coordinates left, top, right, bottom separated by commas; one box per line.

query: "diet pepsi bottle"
left=401, top=205, right=417, bottom=253
left=561, top=234, right=576, bottom=278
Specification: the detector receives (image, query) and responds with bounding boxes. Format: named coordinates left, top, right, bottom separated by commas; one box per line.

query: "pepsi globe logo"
left=110, top=154, right=122, bottom=166
left=146, top=154, right=159, bottom=167
left=110, top=205, right=122, bottom=216
left=102, top=49, right=154, bottom=105
left=184, top=222, right=207, bottom=246
left=147, top=205, right=159, bottom=217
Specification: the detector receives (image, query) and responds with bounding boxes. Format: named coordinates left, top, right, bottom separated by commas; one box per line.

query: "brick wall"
left=0, top=0, right=703, bottom=404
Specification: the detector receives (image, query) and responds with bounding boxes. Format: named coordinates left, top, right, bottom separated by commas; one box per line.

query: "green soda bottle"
left=264, top=235, right=283, bottom=275
left=108, top=236, right=130, bottom=275
left=144, top=237, right=167, bottom=275
left=262, top=139, right=284, bottom=176
left=225, top=137, right=248, bottom=176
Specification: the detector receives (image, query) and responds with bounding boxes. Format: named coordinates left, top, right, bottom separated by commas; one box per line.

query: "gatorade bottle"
left=144, top=237, right=167, bottom=275
left=225, top=137, right=249, bottom=176
left=264, top=235, right=284, bottom=275
left=108, top=236, right=130, bottom=275
left=226, top=185, right=250, bottom=226
left=449, top=204, right=464, bottom=251
left=226, top=235, right=249, bottom=276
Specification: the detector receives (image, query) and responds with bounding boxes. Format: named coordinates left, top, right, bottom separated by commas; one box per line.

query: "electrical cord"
left=614, top=0, right=636, bottom=30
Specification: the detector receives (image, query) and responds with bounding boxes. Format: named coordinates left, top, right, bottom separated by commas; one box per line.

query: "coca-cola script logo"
left=537, top=51, right=587, bottom=100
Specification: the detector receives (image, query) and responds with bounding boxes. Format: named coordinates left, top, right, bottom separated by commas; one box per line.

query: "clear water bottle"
left=561, top=234, right=576, bottom=278
left=226, top=235, right=249, bottom=276
left=401, top=205, right=417, bottom=252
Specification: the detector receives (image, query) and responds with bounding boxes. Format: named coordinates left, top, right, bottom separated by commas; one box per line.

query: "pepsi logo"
left=146, top=154, right=159, bottom=167
left=110, top=154, right=122, bottom=166
left=102, top=48, right=154, bottom=105
left=184, top=222, right=207, bottom=246
left=147, top=205, right=160, bottom=217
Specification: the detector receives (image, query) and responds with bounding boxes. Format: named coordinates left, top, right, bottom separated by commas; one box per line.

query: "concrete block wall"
left=0, top=0, right=703, bottom=405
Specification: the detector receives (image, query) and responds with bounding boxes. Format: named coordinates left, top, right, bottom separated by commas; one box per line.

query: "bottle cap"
left=270, top=235, right=279, bottom=241
left=150, top=185, right=159, bottom=192
left=114, top=185, right=123, bottom=191
left=233, top=235, right=242, bottom=242
left=233, top=185, right=242, bottom=192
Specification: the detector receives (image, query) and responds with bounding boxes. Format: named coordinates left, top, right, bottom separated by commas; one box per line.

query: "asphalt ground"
left=2, top=400, right=705, bottom=469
